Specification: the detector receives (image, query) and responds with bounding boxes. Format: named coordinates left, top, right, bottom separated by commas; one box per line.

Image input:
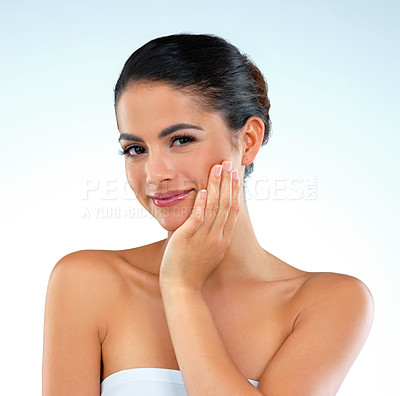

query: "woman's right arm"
left=42, top=251, right=110, bottom=396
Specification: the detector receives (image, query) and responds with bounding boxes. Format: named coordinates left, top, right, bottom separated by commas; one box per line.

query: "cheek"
left=191, top=159, right=219, bottom=189
left=125, top=166, right=142, bottom=193
left=198, top=143, right=232, bottom=173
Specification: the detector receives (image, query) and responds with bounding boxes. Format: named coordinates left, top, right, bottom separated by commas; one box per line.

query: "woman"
left=42, top=33, right=374, bottom=396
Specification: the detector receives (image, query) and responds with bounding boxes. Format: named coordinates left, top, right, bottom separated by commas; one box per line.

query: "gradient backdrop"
left=1, top=0, right=399, bottom=394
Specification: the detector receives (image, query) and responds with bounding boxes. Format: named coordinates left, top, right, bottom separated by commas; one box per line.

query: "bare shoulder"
left=51, top=249, right=124, bottom=288
left=294, top=271, right=374, bottom=331
left=257, top=271, right=374, bottom=394
left=43, top=249, right=129, bottom=394
left=48, top=249, right=128, bottom=341
left=298, top=271, right=373, bottom=301
left=50, top=241, right=164, bottom=295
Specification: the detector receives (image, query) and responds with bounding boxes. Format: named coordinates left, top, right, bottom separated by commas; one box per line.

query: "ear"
left=240, top=116, right=265, bottom=167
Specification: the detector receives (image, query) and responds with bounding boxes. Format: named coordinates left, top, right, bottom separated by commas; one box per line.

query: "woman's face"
left=116, top=82, right=242, bottom=231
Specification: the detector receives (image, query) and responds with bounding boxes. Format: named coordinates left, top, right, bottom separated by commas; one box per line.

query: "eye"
left=172, top=135, right=196, bottom=146
left=117, top=145, right=145, bottom=158
left=118, top=133, right=197, bottom=159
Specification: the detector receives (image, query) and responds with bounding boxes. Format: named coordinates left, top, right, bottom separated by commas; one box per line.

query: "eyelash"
left=118, top=133, right=197, bottom=159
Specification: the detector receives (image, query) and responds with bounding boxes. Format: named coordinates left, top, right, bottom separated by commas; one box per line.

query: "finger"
left=210, top=161, right=232, bottom=235
left=184, top=189, right=208, bottom=238
left=203, top=164, right=222, bottom=227
left=223, top=169, right=240, bottom=240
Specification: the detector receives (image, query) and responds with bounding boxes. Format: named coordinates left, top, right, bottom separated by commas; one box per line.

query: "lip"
left=150, top=189, right=194, bottom=207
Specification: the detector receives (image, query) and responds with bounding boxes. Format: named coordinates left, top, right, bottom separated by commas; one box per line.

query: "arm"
left=257, top=274, right=374, bottom=395
left=42, top=251, right=110, bottom=396
left=161, top=274, right=374, bottom=396
left=161, top=284, right=262, bottom=396
left=158, top=162, right=255, bottom=395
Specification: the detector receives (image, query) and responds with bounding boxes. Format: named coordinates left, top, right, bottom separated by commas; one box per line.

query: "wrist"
left=159, top=280, right=202, bottom=294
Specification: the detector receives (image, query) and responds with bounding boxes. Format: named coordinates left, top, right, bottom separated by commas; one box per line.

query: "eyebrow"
left=118, top=123, right=204, bottom=143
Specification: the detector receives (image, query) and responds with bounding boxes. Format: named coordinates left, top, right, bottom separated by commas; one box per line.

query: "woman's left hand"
left=159, top=160, right=240, bottom=291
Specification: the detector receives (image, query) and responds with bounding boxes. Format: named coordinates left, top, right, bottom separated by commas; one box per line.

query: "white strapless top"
left=101, top=367, right=259, bottom=395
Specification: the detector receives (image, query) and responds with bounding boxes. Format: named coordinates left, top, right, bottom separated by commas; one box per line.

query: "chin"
left=157, top=217, right=187, bottom=232
left=154, top=205, right=193, bottom=231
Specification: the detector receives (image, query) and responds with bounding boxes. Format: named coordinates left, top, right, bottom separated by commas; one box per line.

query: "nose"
left=145, top=151, right=175, bottom=185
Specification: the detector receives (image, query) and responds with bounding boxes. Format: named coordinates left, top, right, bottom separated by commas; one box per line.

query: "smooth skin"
left=159, top=160, right=241, bottom=291
left=42, top=82, right=374, bottom=396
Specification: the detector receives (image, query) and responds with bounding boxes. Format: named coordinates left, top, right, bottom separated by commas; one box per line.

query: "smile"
left=151, top=190, right=194, bottom=207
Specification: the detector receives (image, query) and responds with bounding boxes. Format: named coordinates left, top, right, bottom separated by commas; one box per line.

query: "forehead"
left=116, top=82, right=206, bottom=126
left=115, top=82, right=232, bottom=143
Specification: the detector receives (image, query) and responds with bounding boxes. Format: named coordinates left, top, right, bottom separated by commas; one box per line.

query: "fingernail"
left=232, top=170, right=239, bottom=180
left=224, top=161, right=232, bottom=172
left=215, top=165, right=222, bottom=177
left=200, top=190, right=207, bottom=199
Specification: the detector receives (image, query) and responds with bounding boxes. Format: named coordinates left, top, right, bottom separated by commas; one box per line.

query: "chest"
left=100, top=279, right=301, bottom=383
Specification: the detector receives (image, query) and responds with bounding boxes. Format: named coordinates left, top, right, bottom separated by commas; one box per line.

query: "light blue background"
left=1, top=1, right=398, bottom=394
